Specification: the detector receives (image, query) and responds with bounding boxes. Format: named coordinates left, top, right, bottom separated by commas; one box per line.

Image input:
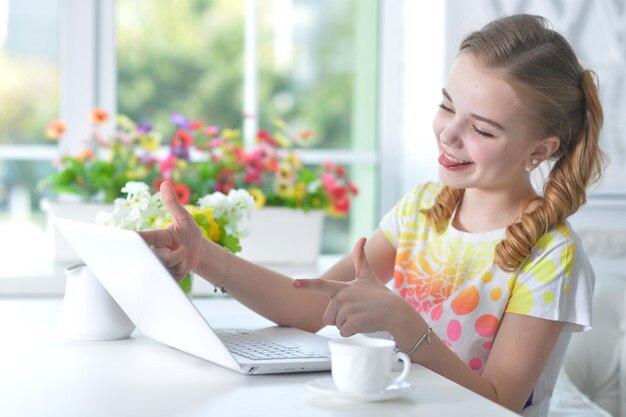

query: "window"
left=0, top=0, right=380, bottom=293
left=116, top=0, right=379, bottom=254
left=0, top=0, right=60, bottom=273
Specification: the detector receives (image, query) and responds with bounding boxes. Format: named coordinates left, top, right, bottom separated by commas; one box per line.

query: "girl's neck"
left=452, top=185, right=537, bottom=233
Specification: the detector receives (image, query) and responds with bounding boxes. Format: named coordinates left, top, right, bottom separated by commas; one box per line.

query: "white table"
left=0, top=296, right=519, bottom=417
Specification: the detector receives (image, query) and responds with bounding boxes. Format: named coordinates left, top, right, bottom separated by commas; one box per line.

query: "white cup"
left=329, top=336, right=411, bottom=393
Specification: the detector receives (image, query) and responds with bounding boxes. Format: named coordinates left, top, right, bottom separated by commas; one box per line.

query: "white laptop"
left=54, top=218, right=331, bottom=375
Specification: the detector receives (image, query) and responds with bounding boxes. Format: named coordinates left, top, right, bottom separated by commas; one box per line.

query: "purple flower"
left=138, top=123, right=152, bottom=134
left=170, top=113, right=188, bottom=129
left=171, top=144, right=190, bottom=161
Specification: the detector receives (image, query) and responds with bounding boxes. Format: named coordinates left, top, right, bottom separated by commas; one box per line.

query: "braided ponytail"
left=424, top=15, right=605, bottom=271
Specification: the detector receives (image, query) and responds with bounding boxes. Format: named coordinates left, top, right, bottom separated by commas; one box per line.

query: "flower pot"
left=41, top=199, right=113, bottom=263
left=238, top=207, right=324, bottom=265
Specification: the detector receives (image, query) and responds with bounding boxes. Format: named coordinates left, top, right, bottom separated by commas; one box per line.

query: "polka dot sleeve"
left=505, top=223, right=594, bottom=332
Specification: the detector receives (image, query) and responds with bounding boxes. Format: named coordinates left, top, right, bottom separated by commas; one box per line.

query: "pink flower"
left=159, top=154, right=177, bottom=177
left=205, top=125, right=220, bottom=136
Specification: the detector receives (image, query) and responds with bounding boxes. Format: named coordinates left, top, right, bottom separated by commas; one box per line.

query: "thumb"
left=352, top=237, right=373, bottom=280
left=293, top=278, right=348, bottom=298
left=160, top=181, right=194, bottom=226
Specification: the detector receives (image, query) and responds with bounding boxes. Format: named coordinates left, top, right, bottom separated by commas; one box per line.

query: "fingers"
left=160, top=181, right=194, bottom=225
left=150, top=246, right=188, bottom=281
left=293, top=278, right=348, bottom=298
left=323, top=301, right=339, bottom=326
left=351, top=237, right=372, bottom=280
left=138, top=228, right=173, bottom=248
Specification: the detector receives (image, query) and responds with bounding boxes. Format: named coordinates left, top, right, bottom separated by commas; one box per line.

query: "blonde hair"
left=423, top=14, right=605, bottom=272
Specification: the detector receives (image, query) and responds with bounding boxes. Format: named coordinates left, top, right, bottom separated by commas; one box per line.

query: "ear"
left=530, top=136, right=560, bottom=161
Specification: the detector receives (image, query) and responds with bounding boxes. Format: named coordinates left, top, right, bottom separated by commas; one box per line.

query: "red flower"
left=171, top=129, right=193, bottom=148
left=330, top=187, right=350, bottom=214
left=256, top=130, right=278, bottom=147
left=216, top=168, right=235, bottom=194
left=347, top=181, right=359, bottom=196
left=188, top=120, right=203, bottom=130
left=172, top=182, right=191, bottom=204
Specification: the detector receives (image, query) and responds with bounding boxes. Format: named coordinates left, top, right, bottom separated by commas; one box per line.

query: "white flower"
left=99, top=182, right=252, bottom=244
left=95, top=210, right=114, bottom=226
left=227, top=189, right=255, bottom=215
left=197, top=192, right=229, bottom=218
left=121, top=181, right=150, bottom=196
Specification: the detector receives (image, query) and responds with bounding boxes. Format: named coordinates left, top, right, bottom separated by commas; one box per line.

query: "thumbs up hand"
left=138, top=181, right=204, bottom=281
left=294, top=237, right=398, bottom=337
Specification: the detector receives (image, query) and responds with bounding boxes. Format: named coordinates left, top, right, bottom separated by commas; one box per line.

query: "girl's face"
left=432, top=53, right=540, bottom=194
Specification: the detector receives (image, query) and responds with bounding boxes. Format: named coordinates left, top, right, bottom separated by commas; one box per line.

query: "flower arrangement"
left=44, top=109, right=358, bottom=215
left=44, top=108, right=162, bottom=203
left=96, top=181, right=254, bottom=293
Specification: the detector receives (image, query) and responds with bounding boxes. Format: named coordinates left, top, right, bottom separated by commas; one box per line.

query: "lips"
left=438, top=152, right=473, bottom=168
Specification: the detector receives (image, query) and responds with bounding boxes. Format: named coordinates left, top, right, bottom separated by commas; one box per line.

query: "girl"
left=140, top=14, right=604, bottom=417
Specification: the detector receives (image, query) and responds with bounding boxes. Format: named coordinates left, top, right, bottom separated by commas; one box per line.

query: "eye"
left=438, top=103, right=454, bottom=113
left=472, top=125, right=494, bottom=138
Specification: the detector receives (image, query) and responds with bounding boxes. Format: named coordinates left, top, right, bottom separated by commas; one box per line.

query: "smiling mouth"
left=438, top=152, right=473, bottom=168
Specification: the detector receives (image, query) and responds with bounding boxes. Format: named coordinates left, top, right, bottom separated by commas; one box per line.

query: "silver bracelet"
left=213, top=248, right=231, bottom=294
left=404, top=326, right=433, bottom=356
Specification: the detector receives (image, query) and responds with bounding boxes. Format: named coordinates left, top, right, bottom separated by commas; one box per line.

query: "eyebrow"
left=441, top=88, right=506, bottom=132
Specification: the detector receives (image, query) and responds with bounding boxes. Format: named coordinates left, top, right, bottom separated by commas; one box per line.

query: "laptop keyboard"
left=216, top=330, right=328, bottom=361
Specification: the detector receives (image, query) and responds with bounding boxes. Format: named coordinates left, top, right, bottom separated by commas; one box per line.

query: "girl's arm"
left=391, top=296, right=564, bottom=413
left=296, top=235, right=565, bottom=414
left=139, top=181, right=397, bottom=333
left=192, top=228, right=396, bottom=333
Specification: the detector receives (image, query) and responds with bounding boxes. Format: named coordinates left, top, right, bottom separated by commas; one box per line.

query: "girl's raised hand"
left=293, top=237, right=398, bottom=337
left=138, top=181, right=204, bottom=281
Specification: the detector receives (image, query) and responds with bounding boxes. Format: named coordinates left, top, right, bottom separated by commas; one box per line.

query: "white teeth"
left=446, top=153, right=468, bottom=164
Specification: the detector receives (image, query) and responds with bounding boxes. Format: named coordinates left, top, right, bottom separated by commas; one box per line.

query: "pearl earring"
left=525, top=158, right=539, bottom=173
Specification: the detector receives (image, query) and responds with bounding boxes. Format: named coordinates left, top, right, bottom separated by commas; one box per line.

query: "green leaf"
left=179, top=273, right=193, bottom=294
left=222, top=235, right=241, bottom=254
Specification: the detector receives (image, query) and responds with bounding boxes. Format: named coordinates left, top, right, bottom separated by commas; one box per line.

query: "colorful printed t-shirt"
left=379, top=182, right=594, bottom=417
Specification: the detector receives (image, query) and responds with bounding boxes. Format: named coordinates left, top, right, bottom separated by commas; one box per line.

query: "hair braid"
left=422, top=186, right=464, bottom=232
left=495, top=69, right=604, bottom=271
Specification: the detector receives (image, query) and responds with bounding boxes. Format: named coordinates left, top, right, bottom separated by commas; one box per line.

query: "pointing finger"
left=293, top=278, right=348, bottom=298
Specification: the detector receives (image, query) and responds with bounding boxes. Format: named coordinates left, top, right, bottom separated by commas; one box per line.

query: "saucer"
left=306, top=377, right=414, bottom=402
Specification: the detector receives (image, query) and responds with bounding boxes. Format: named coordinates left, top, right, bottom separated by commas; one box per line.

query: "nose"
left=439, top=119, right=463, bottom=150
